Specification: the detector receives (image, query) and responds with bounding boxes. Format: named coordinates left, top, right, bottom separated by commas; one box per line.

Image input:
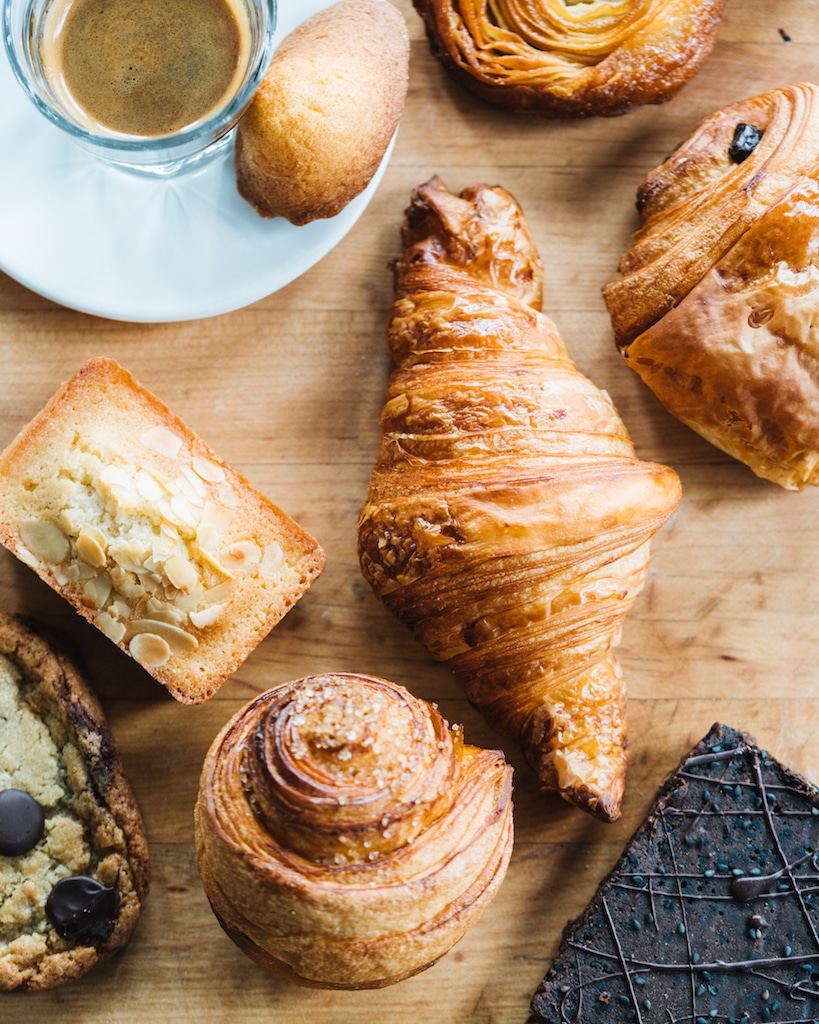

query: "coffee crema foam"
left=39, top=0, right=252, bottom=137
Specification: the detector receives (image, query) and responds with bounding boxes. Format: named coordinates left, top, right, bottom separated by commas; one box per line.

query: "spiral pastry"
left=413, top=0, right=727, bottom=116
left=194, top=673, right=513, bottom=989
left=604, top=83, right=819, bottom=489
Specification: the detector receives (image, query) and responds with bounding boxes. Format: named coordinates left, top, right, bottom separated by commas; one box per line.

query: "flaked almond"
left=19, top=519, right=70, bottom=564
left=189, top=603, right=225, bottom=628
left=221, top=540, right=261, bottom=574
left=168, top=494, right=199, bottom=529
left=178, top=474, right=206, bottom=508
left=15, top=544, right=40, bottom=570
left=109, top=598, right=133, bottom=621
left=218, top=482, right=239, bottom=508
left=164, top=553, right=199, bottom=592
left=141, top=425, right=183, bottom=459
left=195, top=523, right=221, bottom=551
left=83, top=574, right=113, bottom=608
left=192, top=457, right=225, bottom=483
left=195, top=546, right=234, bottom=579
left=97, top=611, right=127, bottom=644
left=198, top=580, right=235, bottom=608
left=144, top=602, right=188, bottom=626
left=260, top=541, right=285, bottom=576
left=129, top=632, right=171, bottom=667
left=99, top=465, right=132, bottom=491
left=126, top=619, right=198, bottom=653
left=76, top=526, right=107, bottom=568
left=135, top=471, right=164, bottom=502
left=180, top=464, right=208, bottom=497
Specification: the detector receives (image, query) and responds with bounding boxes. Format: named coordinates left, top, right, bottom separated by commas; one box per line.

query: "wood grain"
left=1, top=1, right=819, bottom=1020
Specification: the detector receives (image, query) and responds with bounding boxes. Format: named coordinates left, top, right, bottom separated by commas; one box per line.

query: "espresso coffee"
left=40, top=0, right=251, bottom=137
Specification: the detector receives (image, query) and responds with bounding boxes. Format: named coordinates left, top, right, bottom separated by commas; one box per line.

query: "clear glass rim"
left=1, top=0, right=277, bottom=155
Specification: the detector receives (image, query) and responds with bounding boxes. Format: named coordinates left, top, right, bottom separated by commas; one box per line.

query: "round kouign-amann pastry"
left=0, top=612, right=149, bottom=991
left=234, top=0, right=409, bottom=224
left=194, top=673, right=513, bottom=989
left=603, top=82, right=819, bottom=490
left=413, top=0, right=727, bottom=117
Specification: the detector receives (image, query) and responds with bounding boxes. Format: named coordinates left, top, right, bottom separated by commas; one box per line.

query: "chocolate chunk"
left=45, top=876, right=120, bottom=944
left=729, top=123, right=763, bottom=164
left=528, top=724, right=819, bottom=1023
left=0, top=788, right=45, bottom=856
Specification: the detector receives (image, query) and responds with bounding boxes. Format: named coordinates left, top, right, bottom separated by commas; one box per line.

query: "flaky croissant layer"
left=359, top=177, right=681, bottom=821
left=194, top=673, right=513, bottom=989
left=604, top=82, right=819, bottom=490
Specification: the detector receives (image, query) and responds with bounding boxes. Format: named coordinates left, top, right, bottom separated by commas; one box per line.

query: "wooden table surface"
left=2, top=1, right=819, bottom=1021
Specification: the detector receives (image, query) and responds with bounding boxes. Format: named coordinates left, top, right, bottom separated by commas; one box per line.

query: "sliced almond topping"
left=97, top=612, right=127, bottom=645
left=135, top=471, right=164, bottom=502
left=15, top=544, right=40, bottom=569
left=201, top=501, right=233, bottom=531
left=19, top=519, right=70, bottom=565
left=180, top=464, right=208, bottom=497
left=141, top=425, right=183, bottom=459
left=60, top=564, right=83, bottom=584
left=129, top=632, right=171, bottom=667
left=169, top=493, right=199, bottom=528
left=189, top=604, right=225, bottom=629
left=110, top=598, right=132, bottom=621
left=218, top=482, right=239, bottom=508
left=221, top=541, right=261, bottom=574
left=83, top=574, right=113, bottom=608
left=164, top=553, right=199, bottom=592
left=177, top=474, right=206, bottom=508
left=199, top=580, right=235, bottom=607
left=126, top=619, right=198, bottom=653
left=194, top=546, right=234, bottom=579
left=99, top=465, right=132, bottom=490
left=260, top=541, right=285, bottom=576
left=144, top=603, right=188, bottom=626
left=195, top=523, right=221, bottom=551
left=192, top=457, right=225, bottom=484
left=76, top=527, right=107, bottom=568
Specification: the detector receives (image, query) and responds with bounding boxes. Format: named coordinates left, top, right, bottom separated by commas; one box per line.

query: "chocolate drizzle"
left=529, top=724, right=819, bottom=1024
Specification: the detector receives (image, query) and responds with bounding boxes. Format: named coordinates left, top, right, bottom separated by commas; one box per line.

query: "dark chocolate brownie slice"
left=529, top=723, right=819, bottom=1024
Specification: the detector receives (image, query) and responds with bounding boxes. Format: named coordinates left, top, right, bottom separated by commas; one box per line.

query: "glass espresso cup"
left=2, top=0, right=276, bottom=176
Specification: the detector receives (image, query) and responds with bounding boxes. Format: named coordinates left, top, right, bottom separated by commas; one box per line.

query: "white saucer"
left=0, top=0, right=393, bottom=323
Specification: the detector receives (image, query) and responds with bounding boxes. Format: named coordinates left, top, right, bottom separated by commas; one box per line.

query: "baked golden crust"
left=194, top=673, right=513, bottom=988
left=357, top=177, right=681, bottom=821
left=0, top=612, right=149, bottom=990
left=604, top=83, right=819, bottom=489
left=235, top=0, right=409, bottom=223
left=413, top=0, right=726, bottom=116
left=0, top=357, right=325, bottom=703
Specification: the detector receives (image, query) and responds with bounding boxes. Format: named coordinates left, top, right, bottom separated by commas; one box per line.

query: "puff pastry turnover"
left=413, top=0, right=726, bottom=116
left=604, top=83, right=819, bottom=490
left=195, top=673, right=513, bottom=988
left=357, top=177, right=681, bottom=821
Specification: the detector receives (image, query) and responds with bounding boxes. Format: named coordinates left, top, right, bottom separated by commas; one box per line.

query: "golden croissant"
left=357, top=177, right=681, bottom=822
left=604, top=82, right=819, bottom=490
left=194, top=672, right=513, bottom=989
left=413, top=0, right=726, bottom=116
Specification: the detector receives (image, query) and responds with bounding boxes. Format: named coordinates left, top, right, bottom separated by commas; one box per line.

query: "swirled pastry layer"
left=194, top=673, right=513, bottom=989
left=604, top=83, right=819, bottom=489
left=413, top=0, right=726, bottom=116
left=358, top=177, right=681, bottom=821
